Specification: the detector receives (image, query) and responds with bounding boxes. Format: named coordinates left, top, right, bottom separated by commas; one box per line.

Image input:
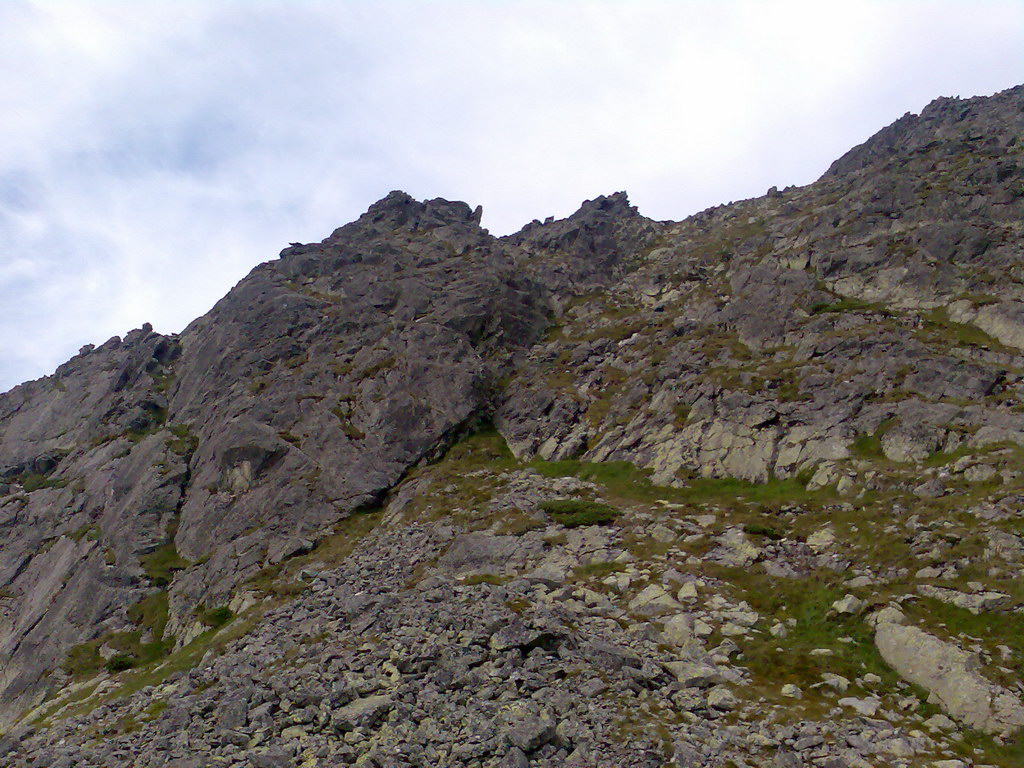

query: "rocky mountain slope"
left=1, top=84, right=1023, bottom=767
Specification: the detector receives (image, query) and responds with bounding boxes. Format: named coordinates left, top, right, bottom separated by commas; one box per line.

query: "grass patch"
left=48, top=597, right=271, bottom=725
left=63, top=642, right=104, bottom=678
left=742, top=522, right=785, bottom=540
left=726, top=571, right=897, bottom=690
left=495, top=510, right=546, bottom=536
left=63, top=590, right=174, bottom=678
left=71, top=524, right=100, bottom=542
left=676, top=475, right=823, bottom=507
left=573, top=561, right=626, bottom=580
left=461, top=573, right=507, bottom=586
left=197, top=605, right=234, bottom=628
left=126, top=591, right=170, bottom=640
left=149, top=370, right=175, bottom=395
left=530, top=460, right=665, bottom=502
left=810, top=297, right=885, bottom=315
left=63, top=628, right=172, bottom=679
left=87, top=614, right=262, bottom=712
left=139, top=540, right=189, bottom=587
left=902, top=597, right=1024, bottom=685
left=15, top=472, right=67, bottom=493
left=540, top=499, right=619, bottom=527
left=331, top=410, right=366, bottom=440
left=165, top=423, right=198, bottom=456
left=360, top=355, right=396, bottom=379
left=125, top=405, right=168, bottom=443
left=952, top=729, right=1024, bottom=768
left=919, top=307, right=1009, bottom=352
left=850, top=417, right=895, bottom=461
left=105, top=654, right=136, bottom=673
left=437, top=425, right=519, bottom=473
left=923, top=442, right=974, bottom=468
left=531, top=457, right=829, bottom=513
left=673, top=403, right=692, bottom=426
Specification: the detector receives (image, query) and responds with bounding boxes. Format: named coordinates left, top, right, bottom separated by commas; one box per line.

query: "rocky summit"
left=1, top=84, right=1024, bottom=768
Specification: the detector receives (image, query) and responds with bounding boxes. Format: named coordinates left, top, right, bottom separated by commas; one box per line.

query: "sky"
left=1, top=1, right=1022, bottom=393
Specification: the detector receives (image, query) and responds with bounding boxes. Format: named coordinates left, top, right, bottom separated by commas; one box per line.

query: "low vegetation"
left=539, top=498, right=619, bottom=527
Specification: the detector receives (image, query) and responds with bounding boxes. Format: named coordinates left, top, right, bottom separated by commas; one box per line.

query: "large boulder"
left=875, top=622, right=1024, bottom=735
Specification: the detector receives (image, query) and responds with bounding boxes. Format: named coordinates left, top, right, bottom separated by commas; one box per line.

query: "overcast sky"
left=1, top=1, right=1022, bottom=393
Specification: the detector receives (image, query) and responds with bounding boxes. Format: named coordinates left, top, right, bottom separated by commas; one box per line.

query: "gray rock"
left=875, top=622, right=1024, bottom=735
left=916, top=584, right=1012, bottom=614
left=663, top=661, right=724, bottom=688
left=249, top=749, right=293, bottom=768
left=498, top=747, right=530, bottom=768
left=330, top=695, right=392, bottom=732
left=499, top=704, right=556, bottom=752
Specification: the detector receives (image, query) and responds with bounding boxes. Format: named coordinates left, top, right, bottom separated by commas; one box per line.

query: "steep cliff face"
left=2, top=85, right=1024, bottom=767
left=0, top=193, right=555, bottom=723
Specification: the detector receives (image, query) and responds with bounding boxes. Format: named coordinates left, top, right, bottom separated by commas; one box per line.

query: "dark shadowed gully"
left=1, top=84, right=1024, bottom=767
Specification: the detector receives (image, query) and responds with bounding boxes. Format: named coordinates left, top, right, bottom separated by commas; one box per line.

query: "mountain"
left=1, top=84, right=1023, bottom=767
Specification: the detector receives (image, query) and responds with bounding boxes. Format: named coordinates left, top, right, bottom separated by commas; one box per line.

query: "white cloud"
left=1, top=0, right=1022, bottom=392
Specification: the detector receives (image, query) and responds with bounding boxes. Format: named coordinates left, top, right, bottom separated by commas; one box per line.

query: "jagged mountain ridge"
left=0, top=84, right=1023, bottom=766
